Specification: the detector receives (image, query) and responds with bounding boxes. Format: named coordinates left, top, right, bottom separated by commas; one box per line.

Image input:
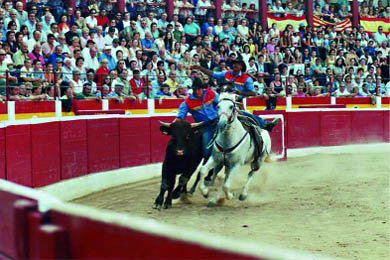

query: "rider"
left=176, top=77, right=218, bottom=162
left=176, top=76, right=277, bottom=163
left=191, top=59, right=278, bottom=134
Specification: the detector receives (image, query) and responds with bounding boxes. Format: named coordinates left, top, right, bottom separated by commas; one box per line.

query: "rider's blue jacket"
left=177, top=89, right=219, bottom=123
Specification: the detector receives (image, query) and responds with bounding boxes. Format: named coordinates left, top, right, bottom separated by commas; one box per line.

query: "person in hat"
left=193, top=59, right=255, bottom=98
left=192, top=61, right=279, bottom=130
left=176, top=76, right=219, bottom=163
left=107, top=83, right=136, bottom=101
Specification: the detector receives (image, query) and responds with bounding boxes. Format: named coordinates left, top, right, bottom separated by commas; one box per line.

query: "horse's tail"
left=261, top=130, right=273, bottom=163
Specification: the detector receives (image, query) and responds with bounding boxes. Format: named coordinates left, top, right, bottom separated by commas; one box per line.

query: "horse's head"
left=216, top=93, right=240, bottom=131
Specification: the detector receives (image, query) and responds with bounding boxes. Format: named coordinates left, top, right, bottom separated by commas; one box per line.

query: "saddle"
left=237, top=115, right=264, bottom=171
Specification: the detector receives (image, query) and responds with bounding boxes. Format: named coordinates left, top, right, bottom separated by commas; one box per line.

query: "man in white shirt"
left=55, top=34, right=71, bottom=56
left=5, top=10, right=20, bottom=31
left=83, top=47, right=99, bottom=71
left=334, top=83, right=350, bottom=97
left=27, top=31, right=42, bottom=52
left=374, top=26, right=387, bottom=45
left=145, top=12, right=158, bottom=29
left=84, top=9, right=98, bottom=31
left=272, top=1, right=285, bottom=17
left=136, top=18, right=150, bottom=39
left=94, top=26, right=106, bottom=52
left=104, top=27, right=116, bottom=46
left=15, top=1, right=28, bottom=25
left=157, top=13, right=169, bottom=31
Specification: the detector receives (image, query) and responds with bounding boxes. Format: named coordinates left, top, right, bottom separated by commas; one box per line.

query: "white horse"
left=199, top=93, right=272, bottom=206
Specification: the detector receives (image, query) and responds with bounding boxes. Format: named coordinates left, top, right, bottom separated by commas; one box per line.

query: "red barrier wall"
left=60, top=120, right=88, bottom=180
left=0, top=192, right=36, bottom=260
left=5, top=125, right=32, bottom=186
left=336, top=97, right=371, bottom=105
left=31, top=122, right=61, bottom=187
left=320, top=111, right=352, bottom=146
left=0, top=111, right=388, bottom=186
left=87, top=118, right=120, bottom=173
left=378, top=110, right=389, bottom=142
left=293, top=97, right=331, bottom=105
left=109, top=99, right=148, bottom=110
left=72, top=100, right=102, bottom=111
left=351, top=111, right=385, bottom=144
left=155, top=99, right=183, bottom=109
left=0, top=128, right=5, bottom=180
left=0, top=191, right=20, bottom=259
left=48, top=210, right=260, bottom=260
left=14, top=101, right=55, bottom=113
left=287, top=112, right=321, bottom=148
left=119, top=117, right=151, bottom=167
left=0, top=102, right=6, bottom=113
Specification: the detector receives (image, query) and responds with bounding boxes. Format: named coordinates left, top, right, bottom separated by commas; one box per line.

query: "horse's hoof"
left=199, top=187, right=209, bottom=198
left=207, top=201, right=216, bottom=207
left=153, top=203, right=162, bottom=210
left=239, top=194, right=247, bottom=201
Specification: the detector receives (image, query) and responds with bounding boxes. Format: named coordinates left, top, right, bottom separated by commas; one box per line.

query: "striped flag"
left=313, top=15, right=352, bottom=32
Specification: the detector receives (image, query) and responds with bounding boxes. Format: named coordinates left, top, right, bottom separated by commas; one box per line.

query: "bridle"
left=214, top=98, right=249, bottom=163
left=217, top=98, right=238, bottom=124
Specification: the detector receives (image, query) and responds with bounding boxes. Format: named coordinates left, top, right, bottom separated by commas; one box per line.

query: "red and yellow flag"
left=267, top=14, right=307, bottom=32
left=360, top=17, right=390, bottom=34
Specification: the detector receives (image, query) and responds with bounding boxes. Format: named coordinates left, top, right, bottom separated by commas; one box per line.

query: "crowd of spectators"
left=0, top=0, right=389, bottom=106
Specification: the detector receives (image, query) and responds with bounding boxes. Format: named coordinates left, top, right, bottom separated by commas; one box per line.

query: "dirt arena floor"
left=73, top=151, right=389, bottom=260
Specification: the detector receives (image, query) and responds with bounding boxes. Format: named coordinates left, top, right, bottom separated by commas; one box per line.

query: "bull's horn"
left=190, top=122, right=203, bottom=128
left=159, top=121, right=171, bottom=127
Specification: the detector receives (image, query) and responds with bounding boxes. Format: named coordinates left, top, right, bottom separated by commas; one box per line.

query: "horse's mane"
left=218, top=92, right=237, bottom=102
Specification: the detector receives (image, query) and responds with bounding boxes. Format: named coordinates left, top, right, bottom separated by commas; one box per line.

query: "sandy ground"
left=73, top=152, right=389, bottom=260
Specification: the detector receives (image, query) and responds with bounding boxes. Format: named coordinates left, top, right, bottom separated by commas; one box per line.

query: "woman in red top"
left=96, top=59, right=109, bottom=87
left=58, top=15, right=70, bottom=34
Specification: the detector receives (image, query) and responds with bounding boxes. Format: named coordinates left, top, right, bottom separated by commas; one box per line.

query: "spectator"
left=96, top=9, right=109, bottom=28
left=13, top=41, right=29, bottom=68
left=85, top=9, right=98, bottom=31
left=70, top=70, right=84, bottom=94
left=74, top=82, right=96, bottom=99
left=150, top=73, right=166, bottom=99
left=107, top=83, right=136, bottom=101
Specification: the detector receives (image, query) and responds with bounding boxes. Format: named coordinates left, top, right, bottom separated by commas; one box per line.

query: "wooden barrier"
left=31, top=122, right=61, bottom=187
left=60, top=120, right=88, bottom=180
left=5, top=124, right=32, bottom=186
left=1, top=110, right=387, bottom=187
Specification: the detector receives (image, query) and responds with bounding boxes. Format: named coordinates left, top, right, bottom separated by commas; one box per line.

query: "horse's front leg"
left=223, top=165, right=241, bottom=200
left=199, top=157, right=219, bottom=198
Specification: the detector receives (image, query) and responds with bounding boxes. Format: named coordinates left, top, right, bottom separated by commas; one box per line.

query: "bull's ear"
left=160, top=126, right=171, bottom=135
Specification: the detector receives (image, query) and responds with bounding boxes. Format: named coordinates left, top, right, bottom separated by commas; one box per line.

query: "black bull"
left=153, top=120, right=205, bottom=210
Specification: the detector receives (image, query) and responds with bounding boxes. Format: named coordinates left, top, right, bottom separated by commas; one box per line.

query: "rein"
left=215, top=131, right=249, bottom=165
